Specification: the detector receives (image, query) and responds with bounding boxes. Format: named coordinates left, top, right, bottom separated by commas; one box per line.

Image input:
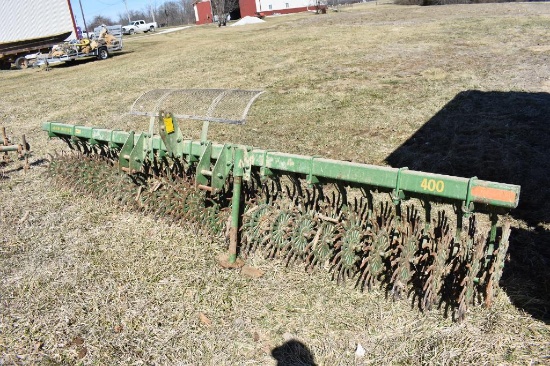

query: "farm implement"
left=42, top=89, right=520, bottom=319
left=1, top=126, right=30, bottom=169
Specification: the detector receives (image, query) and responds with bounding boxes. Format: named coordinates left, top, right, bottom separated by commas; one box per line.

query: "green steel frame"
left=43, top=118, right=520, bottom=263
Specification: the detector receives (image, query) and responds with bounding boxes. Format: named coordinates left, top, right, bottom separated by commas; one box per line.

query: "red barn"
left=194, top=0, right=321, bottom=25
left=194, top=1, right=214, bottom=25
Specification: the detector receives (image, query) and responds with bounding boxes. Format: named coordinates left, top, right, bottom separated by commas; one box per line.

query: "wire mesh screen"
left=129, top=89, right=265, bottom=124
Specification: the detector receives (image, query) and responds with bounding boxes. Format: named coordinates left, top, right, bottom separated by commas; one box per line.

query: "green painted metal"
left=212, top=144, right=233, bottom=191
left=42, top=121, right=520, bottom=212
left=129, top=133, right=146, bottom=174
left=229, top=149, right=245, bottom=264
left=119, top=131, right=135, bottom=172
left=158, top=112, right=184, bottom=159
left=196, top=142, right=213, bottom=187
left=118, top=131, right=146, bottom=174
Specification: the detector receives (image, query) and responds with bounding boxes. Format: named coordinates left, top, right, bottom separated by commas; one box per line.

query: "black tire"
left=149, top=26, right=155, bottom=32
left=129, top=29, right=135, bottom=35
left=0, top=61, right=11, bottom=70
left=97, top=48, right=109, bottom=60
left=15, top=57, right=28, bottom=70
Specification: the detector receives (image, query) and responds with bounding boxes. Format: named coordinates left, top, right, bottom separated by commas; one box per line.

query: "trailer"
left=0, top=0, right=78, bottom=70
left=35, top=25, right=123, bottom=67
left=0, top=32, right=73, bottom=70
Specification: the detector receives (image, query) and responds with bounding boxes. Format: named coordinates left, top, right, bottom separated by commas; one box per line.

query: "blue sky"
left=70, top=0, right=155, bottom=26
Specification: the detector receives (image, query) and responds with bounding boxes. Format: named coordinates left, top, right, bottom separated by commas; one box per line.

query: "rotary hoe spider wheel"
left=241, top=203, right=273, bottom=254
left=286, top=211, right=316, bottom=265
left=421, top=217, right=454, bottom=312
left=47, top=152, right=228, bottom=235
left=389, top=208, right=424, bottom=300
left=306, top=221, right=337, bottom=271
left=355, top=201, right=395, bottom=291
left=332, top=216, right=363, bottom=284
left=457, top=232, right=486, bottom=321
left=485, top=220, right=511, bottom=307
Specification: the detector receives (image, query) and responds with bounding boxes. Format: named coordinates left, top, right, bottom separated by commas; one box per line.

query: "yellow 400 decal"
left=420, top=178, right=445, bottom=193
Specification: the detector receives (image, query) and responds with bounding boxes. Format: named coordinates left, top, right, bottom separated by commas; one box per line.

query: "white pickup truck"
left=81, top=31, right=96, bottom=40
left=122, top=20, right=157, bottom=35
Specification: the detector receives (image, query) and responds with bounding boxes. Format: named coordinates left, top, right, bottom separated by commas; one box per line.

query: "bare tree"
left=133, top=9, right=153, bottom=22
left=89, top=15, right=115, bottom=30
left=157, top=1, right=194, bottom=26
left=111, top=0, right=194, bottom=27
left=117, top=13, right=128, bottom=25
left=179, top=0, right=196, bottom=24
left=210, top=0, right=239, bottom=26
left=146, top=3, right=157, bottom=23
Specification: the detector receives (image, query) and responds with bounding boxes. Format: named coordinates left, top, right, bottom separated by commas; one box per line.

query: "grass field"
left=1, top=2, right=549, bottom=364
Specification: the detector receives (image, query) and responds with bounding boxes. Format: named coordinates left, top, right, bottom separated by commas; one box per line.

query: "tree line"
left=87, top=0, right=196, bottom=30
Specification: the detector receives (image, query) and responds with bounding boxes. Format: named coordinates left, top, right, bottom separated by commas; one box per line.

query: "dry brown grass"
left=1, top=3, right=549, bottom=365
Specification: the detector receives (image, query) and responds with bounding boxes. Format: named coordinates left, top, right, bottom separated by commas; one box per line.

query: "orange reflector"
left=471, top=186, right=517, bottom=204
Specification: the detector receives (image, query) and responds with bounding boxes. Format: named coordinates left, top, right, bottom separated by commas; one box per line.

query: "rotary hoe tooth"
left=389, top=211, right=422, bottom=300
left=266, top=209, right=294, bottom=259
left=357, top=211, right=393, bottom=291
left=306, top=221, right=337, bottom=271
left=332, top=215, right=363, bottom=285
left=485, top=220, right=511, bottom=307
left=241, top=204, right=272, bottom=254
left=420, top=211, right=454, bottom=311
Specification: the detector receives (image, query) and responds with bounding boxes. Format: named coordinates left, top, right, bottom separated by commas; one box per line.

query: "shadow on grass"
left=271, top=340, right=317, bottom=366
left=0, top=158, right=47, bottom=178
left=386, top=90, right=550, bottom=323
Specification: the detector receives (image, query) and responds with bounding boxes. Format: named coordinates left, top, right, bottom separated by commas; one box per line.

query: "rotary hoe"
left=43, top=89, right=520, bottom=320
left=1, top=126, right=30, bottom=170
